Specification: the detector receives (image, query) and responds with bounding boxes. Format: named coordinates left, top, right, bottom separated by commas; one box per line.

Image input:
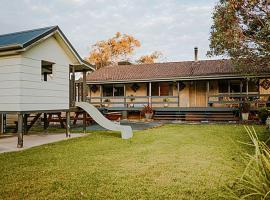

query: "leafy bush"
left=225, top=126, right=270, bottom=199
left=258, top=107, right=269, bottom=124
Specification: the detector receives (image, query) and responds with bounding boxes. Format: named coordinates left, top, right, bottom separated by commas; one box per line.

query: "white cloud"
left=0, top=0, right=220, bottom=61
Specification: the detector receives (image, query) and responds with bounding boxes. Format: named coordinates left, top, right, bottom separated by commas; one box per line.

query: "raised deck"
left=98, top=107, right=239, bottom=121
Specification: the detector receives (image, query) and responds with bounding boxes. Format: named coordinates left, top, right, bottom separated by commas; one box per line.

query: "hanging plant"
left=90, top=84, right=98, bottom=93
left=131, top=83, right=140, bottom=92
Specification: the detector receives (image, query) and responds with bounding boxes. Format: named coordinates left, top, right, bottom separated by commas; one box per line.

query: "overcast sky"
left=0, top=0, right=221, bottom=62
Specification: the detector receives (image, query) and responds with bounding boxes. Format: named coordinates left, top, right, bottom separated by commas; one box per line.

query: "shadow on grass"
left=88, top=130, right=122, bottom=139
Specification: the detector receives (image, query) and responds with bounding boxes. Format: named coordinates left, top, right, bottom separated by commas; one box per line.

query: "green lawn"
left=0, top=124, right=268, bottom=200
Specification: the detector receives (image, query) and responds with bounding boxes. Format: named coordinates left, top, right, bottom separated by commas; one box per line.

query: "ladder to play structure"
left=75, top=102, right=133, bottom=139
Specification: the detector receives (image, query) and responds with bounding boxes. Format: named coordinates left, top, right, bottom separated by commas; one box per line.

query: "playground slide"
left=75, top=102, right=133, bottom=139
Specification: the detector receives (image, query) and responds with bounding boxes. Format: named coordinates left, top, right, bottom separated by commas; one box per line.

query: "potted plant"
left=163, top=98, right=170, bottom=107
left=241, top=100, right=250, bottom=121
left=142, top=105, right=153, bottom=119
left=258, top=107, right=269, bottom=124
left=103, top=99, right=110, bottom=107
left=129, top=95, right=135, bottom=108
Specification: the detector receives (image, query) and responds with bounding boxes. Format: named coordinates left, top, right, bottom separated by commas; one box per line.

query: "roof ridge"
left=0, top=25, right=57, bottom=37
left=102, top=59, right=230, bottom=68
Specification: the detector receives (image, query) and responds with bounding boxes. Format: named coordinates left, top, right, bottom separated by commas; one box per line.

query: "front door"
left=189, top=81, right=207, bottom=107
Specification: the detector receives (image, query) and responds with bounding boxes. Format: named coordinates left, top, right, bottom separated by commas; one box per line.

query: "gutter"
left=86, top=74, right=270, bottom=84
left=0, top=44, right=23, bottom=52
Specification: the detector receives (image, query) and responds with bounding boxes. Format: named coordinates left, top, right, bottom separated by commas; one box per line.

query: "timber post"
left=72, top=66, right=76, bottom=106
left=66, top=112, right=71, bottom=137
left=23, top=114, right=28, bottom=135
left=43, top=113, right=48, bottom=130
left=177, top=81, right=180, bottom=107
left=0, top=114, right=3, bottom=134
left=206, top=81, right=210, bottom=107
left=17, top=114, right=23, bottom=148
left=149, top=82, right=152, bottom=106
left=82, top=70, right=87, bottom=133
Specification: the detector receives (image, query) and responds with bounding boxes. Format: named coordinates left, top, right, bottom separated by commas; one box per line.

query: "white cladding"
left=0, top=36, right=72, bottom=112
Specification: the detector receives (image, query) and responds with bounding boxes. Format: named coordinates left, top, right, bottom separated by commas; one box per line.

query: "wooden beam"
left=206, top=81, right=210, bottom=107
left=23, top=114, right=28, bottom=135
left=69, top=66, right=72, bottom=107
left=43, top=113, right=48, bottom=130
left=72, top=66, right=76, bottom=106
left=81, top=82, right=84, bottom=102
left=100, top=85, right=103, bottom=105
left=177, top=81, right=180, bottom=107
left=66, top=112, right=71, bottom=137
left=83, top=70, right=87, bottom=102
left=0, top=114, right=3, bottom=134
left=124, top=84, right=127, bottom=107
left=3, top=114, right=6, bottom=133
left=57, top=113, right=65, bottom=128
left=27, top=113, right=41, bottom=132
left=149, top=82, right=152, bottom=105
left=17, top=114, right=23, bottom=148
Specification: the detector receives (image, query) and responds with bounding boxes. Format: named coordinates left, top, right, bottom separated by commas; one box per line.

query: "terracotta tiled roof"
left=86, top=59, right=238, bottom=83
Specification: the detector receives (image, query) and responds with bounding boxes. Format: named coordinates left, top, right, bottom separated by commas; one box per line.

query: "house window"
left=103, top=85, right=113, bottom=97
left=248, top=80, right=258, bottom=93
left=41, top=60, right=54, bottom=81
left=150, top=82, right=173, bottom=96
left=114, top=84, right=124, bottom=96
left=230, top=80, right=241, bottom=93
left=151, top=83, right=159, bottom=96
left=218, top=80, right=229, bottom=93
left=160, top=82, right=173, bottom=96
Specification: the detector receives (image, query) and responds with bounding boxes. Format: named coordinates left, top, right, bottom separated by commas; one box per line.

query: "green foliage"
left=258, top=107, right=270, bottom=124
left=225, top=126, right=270, bottom=199
left=208, top=0, right=270, bottom=73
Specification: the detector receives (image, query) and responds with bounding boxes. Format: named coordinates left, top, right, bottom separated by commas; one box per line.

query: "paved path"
left=0, top=133, right=85, bottom=153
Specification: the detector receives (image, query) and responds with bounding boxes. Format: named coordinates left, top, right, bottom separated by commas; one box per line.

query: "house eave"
left=86, top=73, right=270, bottom=84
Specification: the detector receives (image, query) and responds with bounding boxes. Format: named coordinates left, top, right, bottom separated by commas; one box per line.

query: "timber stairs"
left=153, top=107, right=239, bottom=122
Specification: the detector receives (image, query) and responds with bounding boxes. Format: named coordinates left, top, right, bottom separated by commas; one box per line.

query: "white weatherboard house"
left=0, top=26, right=133, bottom=148
left=0, top=26, right=93, bottom=112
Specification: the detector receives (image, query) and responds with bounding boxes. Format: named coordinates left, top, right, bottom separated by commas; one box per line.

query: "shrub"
left=225, top=126, right=270, bottom=199
left=258, top=107, right=269, bottom=124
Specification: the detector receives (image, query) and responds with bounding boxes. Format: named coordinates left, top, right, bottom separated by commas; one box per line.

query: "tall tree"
left=137, top=51, right=162, bottom=64
left=208, top=0, right=270, bottom=73
left=87, top=32, right=141, bottom=69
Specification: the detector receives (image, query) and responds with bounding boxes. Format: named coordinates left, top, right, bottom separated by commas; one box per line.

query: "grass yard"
left=0, top=124, right=268, bottom=200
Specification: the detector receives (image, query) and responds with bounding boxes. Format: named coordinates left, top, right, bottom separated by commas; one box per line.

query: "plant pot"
left=104, top=103, right=109, bottom=107
left=242, top=112, right=249, bottom=121
left=129, top=103, right=134, bottom=108
left=145, top=113, right=153, bottom=119
left=164, top=103, right=168, bottom=107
